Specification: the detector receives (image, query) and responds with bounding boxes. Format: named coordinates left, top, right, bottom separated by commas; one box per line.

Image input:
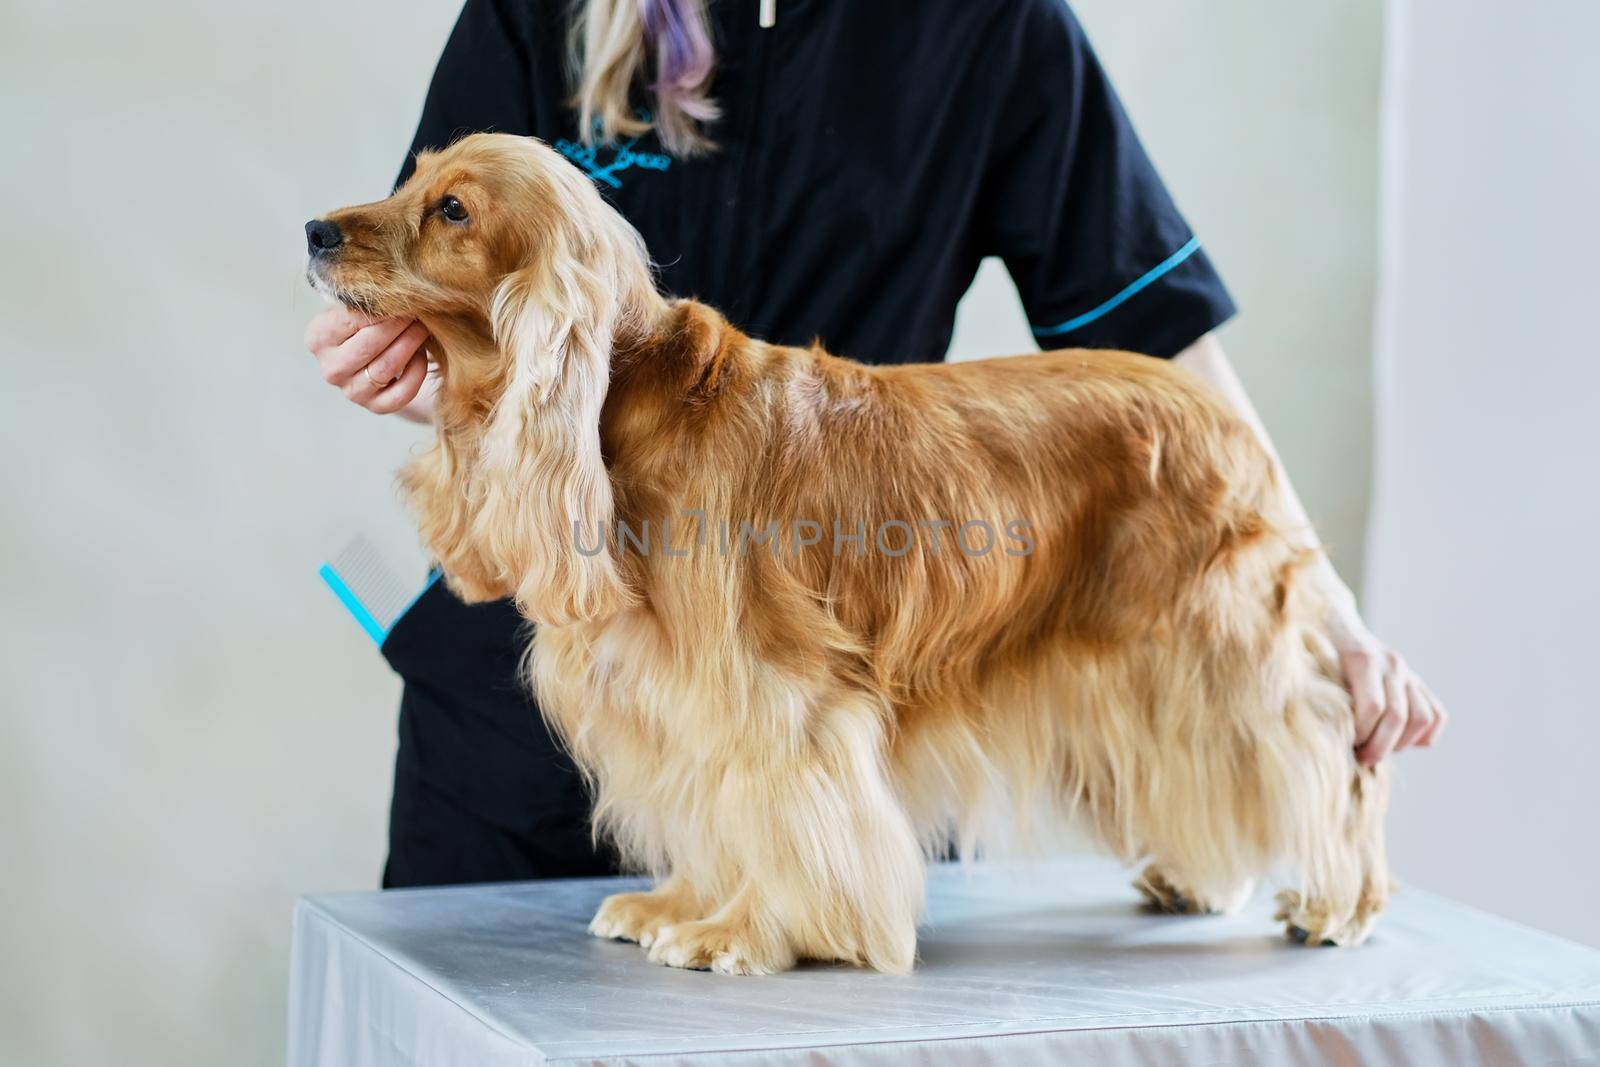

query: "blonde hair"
left=570, top=0, right=719, bottom=157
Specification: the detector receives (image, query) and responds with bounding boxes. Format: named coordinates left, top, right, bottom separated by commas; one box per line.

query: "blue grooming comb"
left=318, top=537, right=441, bottom=646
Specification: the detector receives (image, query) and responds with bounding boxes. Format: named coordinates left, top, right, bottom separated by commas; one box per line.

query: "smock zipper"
left=759, top=0, right=776, bottom=29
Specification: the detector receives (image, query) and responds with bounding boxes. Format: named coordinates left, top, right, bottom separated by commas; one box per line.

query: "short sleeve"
left=980, top=1, right=1236, bottom=358
left=395, top=0, right=541, bottom=189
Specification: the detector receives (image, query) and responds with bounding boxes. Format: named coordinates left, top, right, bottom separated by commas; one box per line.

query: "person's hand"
left=1327, top=610, right=1449, bottom=766
left=303, top=305, right=435, bottom=421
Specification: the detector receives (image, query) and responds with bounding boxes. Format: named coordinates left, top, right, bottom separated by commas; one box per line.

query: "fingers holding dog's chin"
left=320, top=317, right=411, bottom=386
left=360, top=319, right=426, bottom=380
left=305, top=304, right=372, bottom=353
left=341, top=349, right=402, bottom=402
left=367, top=352, right=429, bottom=415
left=326, top=302, right=382, bottom=336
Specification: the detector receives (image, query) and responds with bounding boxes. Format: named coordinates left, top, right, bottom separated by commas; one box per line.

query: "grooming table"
left=287, top=856, right=1600, bottom=1066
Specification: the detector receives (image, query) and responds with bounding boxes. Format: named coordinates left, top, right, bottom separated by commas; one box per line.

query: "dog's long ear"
left=469, top=223, right=641, bottom=626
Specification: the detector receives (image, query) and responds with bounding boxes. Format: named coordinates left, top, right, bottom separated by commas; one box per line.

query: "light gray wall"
left=1366, top=0, right=1600, bottom=947
left=0, top=2, right=1379, bottom=1064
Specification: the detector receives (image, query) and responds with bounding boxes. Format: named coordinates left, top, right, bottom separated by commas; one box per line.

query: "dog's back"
left=608, top=304, right=1302, bottom=701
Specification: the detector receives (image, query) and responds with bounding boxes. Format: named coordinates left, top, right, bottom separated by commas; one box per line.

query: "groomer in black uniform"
left=303, top=0, right=1446, bottom=888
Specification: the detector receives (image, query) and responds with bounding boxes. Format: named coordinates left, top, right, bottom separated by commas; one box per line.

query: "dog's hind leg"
left=1094, top=624, right=1384, bottom=935
left=645, top=685, right=925, bottom=975
left=1275, top=759, right=1392, bottom=946
left=1255, top=640, right=1393, bottom=947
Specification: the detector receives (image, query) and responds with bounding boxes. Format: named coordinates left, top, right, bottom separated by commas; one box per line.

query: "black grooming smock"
left=378, top=0, right=1237, bottom=887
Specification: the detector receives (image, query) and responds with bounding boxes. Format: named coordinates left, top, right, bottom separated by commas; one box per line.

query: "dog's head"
left=306, top=134, right=658, bottom=625
left=306, top=133, right=658, bottom=396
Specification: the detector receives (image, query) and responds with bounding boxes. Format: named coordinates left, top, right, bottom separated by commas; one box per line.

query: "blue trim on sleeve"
left=1031, top=236, right=1202, bottom=338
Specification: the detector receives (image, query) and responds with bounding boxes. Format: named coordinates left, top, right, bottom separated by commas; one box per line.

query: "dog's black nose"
left=305, top=219, right=344, bottom=256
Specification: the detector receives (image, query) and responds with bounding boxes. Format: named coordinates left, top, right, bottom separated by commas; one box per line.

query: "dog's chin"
left=306, top=266, right=385, bottom=316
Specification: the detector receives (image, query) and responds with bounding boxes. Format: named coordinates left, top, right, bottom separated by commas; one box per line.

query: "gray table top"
left=291, top=856, right=1600, bottom=1065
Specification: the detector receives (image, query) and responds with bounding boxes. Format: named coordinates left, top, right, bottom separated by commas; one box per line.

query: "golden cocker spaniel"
left=307, top=133, right=1388, bottom=975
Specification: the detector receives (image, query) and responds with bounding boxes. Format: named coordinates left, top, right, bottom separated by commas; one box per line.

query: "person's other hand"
left=1329, top=616, right=1449, bottom=766
left=303, top=305, right=434, bottom=421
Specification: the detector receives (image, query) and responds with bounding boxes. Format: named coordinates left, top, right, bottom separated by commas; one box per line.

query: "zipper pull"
left=759, top=0, right=776, bottom=28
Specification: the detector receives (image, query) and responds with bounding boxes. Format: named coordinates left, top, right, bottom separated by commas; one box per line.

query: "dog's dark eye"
left=439, top=195, right=469, bottom=223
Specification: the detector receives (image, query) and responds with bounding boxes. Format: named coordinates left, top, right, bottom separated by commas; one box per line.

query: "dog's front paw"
left=1136, top=866, right=1255, bottom=916
left=646, top=918, right=795, bottom=976
left=588, top=888, right=700, bottom=947
left=1135, top=866, right=1203, bottom=914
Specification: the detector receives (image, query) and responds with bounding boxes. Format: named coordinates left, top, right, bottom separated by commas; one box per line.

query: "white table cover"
left=288, top=857, right=1600, bottom=1066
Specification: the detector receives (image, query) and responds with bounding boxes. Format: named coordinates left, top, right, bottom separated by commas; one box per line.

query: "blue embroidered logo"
left=555, top=115, right=671, bottom=189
